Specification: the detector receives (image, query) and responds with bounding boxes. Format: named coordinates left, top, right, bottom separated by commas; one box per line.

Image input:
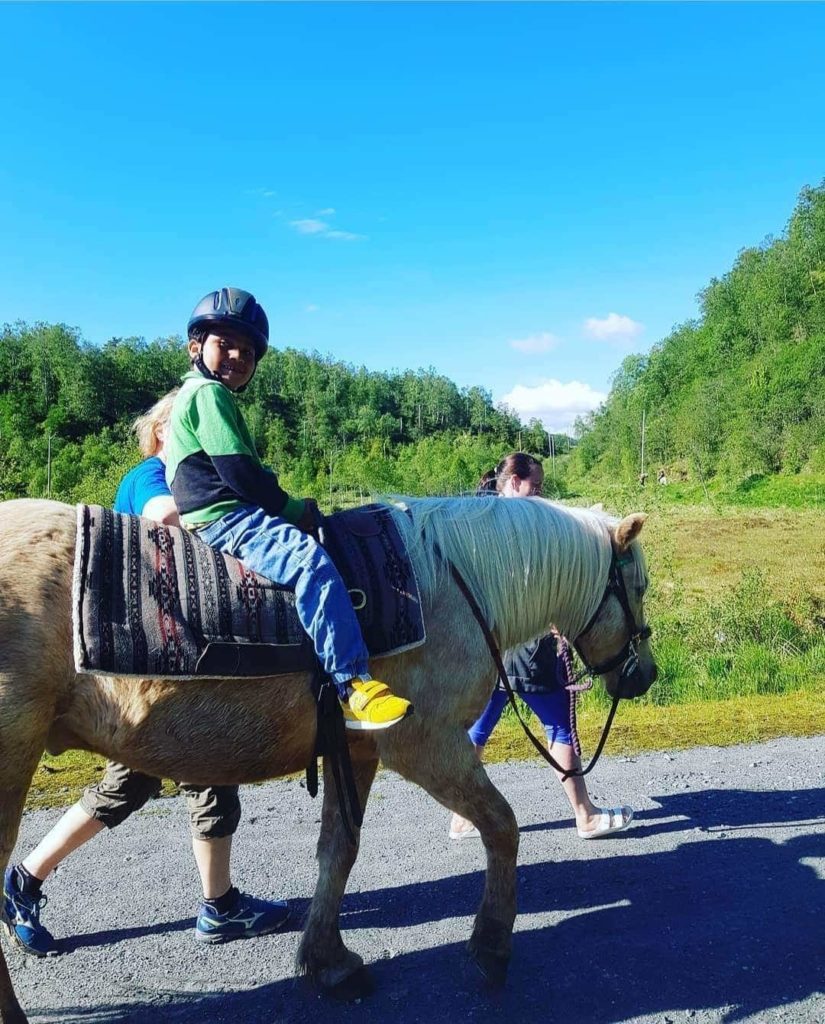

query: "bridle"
left=570, top=550, right=653, bottom=688
left=449, top=544, right=652, bottom=781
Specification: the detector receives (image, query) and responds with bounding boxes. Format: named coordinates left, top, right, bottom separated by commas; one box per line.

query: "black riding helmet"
left=187, top=288, right=269, bottom=361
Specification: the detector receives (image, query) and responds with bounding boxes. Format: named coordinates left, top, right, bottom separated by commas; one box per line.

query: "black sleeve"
left=211, top=454, right=294, bottom=519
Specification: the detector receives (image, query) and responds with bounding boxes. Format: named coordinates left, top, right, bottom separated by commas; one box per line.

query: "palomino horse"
left=0, top=496, right=656, bottom=1023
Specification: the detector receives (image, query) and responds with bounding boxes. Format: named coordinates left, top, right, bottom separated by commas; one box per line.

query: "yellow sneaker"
left=342, top=679, right=413, bottom=731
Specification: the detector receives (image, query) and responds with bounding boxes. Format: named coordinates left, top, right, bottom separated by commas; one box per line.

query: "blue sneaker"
left=2, top=866, right=58, bottom=957
left=194, top=890, right=291, bottom=945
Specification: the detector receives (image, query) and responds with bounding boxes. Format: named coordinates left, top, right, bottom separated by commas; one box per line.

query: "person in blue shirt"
left=113, top=453, right=177, bottom=523
left=3, top=392, right=290, bottom=958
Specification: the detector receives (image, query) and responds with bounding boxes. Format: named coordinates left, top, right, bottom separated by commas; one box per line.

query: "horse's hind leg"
left=0, top=780, right=35, bottom=1024
left=298, top=748, right=379, bottom=999
left=0, top=699, right=52, bottom=1024
left=380, top=723, right=519, bottom=987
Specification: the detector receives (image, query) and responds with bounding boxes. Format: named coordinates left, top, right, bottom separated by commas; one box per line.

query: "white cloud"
left=289, top=218, right=364, bottom=241
left=290, top=218, right=328, bottom=235
left=305, top=304, right=319, bottom=313
left=325, top=229, right=364, bottom=241
left=316, top=207, right=336, bottom=216
left=508, top=332, right=559, bottom=355
left=583, top=312, right=643, bottom=341
left=500, top=378, right=607, bottom=434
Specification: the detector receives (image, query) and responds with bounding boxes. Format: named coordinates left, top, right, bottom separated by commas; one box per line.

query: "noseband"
left=571, top=551, right=653, bottom=690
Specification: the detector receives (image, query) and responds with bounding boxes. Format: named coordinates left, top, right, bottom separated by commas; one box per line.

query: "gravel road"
left=5, top=735, right=824, bottom=1024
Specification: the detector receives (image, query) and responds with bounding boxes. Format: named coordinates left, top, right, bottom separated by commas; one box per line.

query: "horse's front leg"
left=298, top=744, right=379, bottom=999
left=380, top=722, right=518, bottom=987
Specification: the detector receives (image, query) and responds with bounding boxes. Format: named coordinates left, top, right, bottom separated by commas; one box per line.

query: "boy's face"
left=190, top=332, right=256, bottom=391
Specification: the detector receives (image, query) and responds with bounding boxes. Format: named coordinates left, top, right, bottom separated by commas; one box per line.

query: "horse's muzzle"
left=606, top=645, right=657, bottom=699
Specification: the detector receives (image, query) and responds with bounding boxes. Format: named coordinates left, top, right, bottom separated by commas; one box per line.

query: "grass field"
left=26, top=500, right=825, bottom=811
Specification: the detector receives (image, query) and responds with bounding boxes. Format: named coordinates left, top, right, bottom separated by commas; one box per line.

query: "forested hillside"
left=0, top=325, right=555, bottom=507
left=6, top=184, right=824, bottom=508
left=569, top=184, right=825, bottom=488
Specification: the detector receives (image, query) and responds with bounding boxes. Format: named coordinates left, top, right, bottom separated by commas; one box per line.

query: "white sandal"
left=577, top=806, right=634, bottom=840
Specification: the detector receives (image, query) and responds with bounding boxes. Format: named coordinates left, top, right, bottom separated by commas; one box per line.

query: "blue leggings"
left=468, top=689, right=575, bottom=747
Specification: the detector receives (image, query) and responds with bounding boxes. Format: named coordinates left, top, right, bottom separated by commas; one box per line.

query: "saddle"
left=73, top=503, right=425, bottom=679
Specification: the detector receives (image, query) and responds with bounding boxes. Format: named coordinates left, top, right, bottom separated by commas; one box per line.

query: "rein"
left=571, top=552, right=652, bottom=679
left=448, top=547, right=650, bottom=782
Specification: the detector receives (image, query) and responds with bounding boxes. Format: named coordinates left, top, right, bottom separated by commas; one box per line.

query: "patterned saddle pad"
left=73, top=503, right=425, bottom=678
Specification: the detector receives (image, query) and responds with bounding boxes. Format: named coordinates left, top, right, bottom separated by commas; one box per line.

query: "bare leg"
left=449, top=739, right=630, bottom=836
left=191, top=836, right=233, bottom=900
left=549, top=739, right=632, bottom=835
left=548, top=740, right=598, bottom=829
left=21, top=804, right=104, bottom=882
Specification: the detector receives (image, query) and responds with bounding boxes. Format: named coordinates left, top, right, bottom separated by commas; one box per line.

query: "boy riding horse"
left=167, top=287, right=413, bottom=730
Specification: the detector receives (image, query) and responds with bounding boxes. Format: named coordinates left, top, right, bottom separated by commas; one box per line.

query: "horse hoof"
left=471, top=949, right=509, bottom=989
left=322, top=965, right=375, bottom=1002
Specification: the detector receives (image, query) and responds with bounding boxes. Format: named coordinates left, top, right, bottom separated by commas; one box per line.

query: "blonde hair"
left=132, top=389, right=179, bottom=458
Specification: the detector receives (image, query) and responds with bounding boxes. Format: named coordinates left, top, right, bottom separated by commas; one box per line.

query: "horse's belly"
left=57, top=673, right=317, bottom=786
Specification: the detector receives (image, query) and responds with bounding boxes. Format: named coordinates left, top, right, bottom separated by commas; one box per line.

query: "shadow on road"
left=30, top=787, right=825, bottom=1024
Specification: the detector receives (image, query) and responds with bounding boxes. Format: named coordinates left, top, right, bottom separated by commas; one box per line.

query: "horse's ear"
left=590, top=502, right=604, bottom=513
left=615, top=512, right=647, bottom=552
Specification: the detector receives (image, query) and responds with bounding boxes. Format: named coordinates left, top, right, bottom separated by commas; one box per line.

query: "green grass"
left=726, top=473, right=825, bottom=509
left=484, top=689, right=825, bottom=763
left=565, top=473, right=825, bottom=512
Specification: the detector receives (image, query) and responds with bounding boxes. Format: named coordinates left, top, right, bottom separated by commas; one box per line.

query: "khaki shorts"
left=80, top=761, right=241, bottom=839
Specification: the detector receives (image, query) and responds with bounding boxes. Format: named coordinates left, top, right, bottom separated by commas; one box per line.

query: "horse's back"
left=0, top=496, right=75, bottom=520
left=0, top=499, right=76, bottom=691
left=0, top=498, right=76, bottom=603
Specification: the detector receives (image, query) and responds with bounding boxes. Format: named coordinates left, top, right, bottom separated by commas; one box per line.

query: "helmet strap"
left=192, top=343, right=258, bottom=392
left=193, top=351, right=224, bottom=385
left=233, top=365, right=256, bottom=393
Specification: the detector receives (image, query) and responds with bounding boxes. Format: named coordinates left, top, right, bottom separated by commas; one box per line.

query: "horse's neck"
left=398, top=498, right=610, bottom=651
left=499, top=505, right=609, bottom=650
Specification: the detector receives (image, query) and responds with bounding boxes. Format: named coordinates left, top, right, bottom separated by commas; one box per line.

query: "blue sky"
left=2, top=2, right=825, bottom=432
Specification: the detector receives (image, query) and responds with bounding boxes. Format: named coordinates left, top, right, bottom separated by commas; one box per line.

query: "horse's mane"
left=387, top=496, right=618, bottom=649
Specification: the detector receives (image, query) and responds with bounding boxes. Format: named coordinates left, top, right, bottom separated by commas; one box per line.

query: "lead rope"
left=448, top=561, right=621, bottom=781
left=557, top=637, right=582, bottom=759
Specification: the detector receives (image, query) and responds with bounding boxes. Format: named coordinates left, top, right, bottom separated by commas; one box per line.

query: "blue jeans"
left=199, top=506, right=370, bottom=694
left=468, top=689, right=575, bottom=747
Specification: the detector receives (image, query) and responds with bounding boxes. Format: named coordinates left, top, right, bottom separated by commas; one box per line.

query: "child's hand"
left=295, top=498, right=321, bottom=534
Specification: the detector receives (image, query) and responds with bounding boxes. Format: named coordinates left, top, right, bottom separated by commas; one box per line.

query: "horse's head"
left=572, top=512, right=657, bottom=699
